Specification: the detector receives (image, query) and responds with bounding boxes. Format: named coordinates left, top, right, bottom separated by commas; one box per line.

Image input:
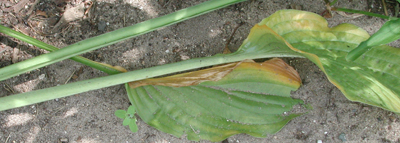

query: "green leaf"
left=115, top=110, right=127, bottom=119
left=256, top=10, right=400, bottom=113
left=347, top=18, right=400, bottom=61
left=127, top=106, right=136, bottom=114
left=123, top=118, right=132, bottom=126
left=127, top=58, right=305, bottom=141
left=129, top=119, right=139, bottom=133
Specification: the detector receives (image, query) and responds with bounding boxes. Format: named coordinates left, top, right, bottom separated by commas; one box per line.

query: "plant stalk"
left=0, top=25, right=123, bottom=75
left=0, top=0, right=246, bottom=81
left=0, top=51, right=299, bottom=111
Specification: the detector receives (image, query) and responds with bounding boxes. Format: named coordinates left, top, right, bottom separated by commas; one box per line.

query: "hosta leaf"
left=129, top=61, right=242, bottom=88
left=126, top=58, right=304, bottom=141
left=253, top=10, right=400, bottom=113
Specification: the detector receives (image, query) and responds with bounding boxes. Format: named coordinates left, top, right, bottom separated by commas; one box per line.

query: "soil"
left=1, top=0, right=400, bottom=143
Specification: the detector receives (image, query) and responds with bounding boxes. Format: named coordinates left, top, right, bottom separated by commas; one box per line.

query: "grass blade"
left=346, top=18, right=400, bottom=61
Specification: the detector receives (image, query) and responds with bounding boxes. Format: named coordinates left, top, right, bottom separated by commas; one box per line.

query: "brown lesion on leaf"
left=129, top=58, right=301, bottom=89
left=129, top=61, right=243, bottom=88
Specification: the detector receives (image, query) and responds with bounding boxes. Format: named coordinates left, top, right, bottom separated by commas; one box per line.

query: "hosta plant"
left=0, top=1, right=399, bottom=141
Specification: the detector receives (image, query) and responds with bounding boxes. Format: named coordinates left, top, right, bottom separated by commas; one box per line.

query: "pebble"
left=59, top=138, right=68, bottom=143
left=339, top=133, right=346, bottom=142
left=317, top=140, right=322, bottom=143
left=98, top=21, right=107, bottom=31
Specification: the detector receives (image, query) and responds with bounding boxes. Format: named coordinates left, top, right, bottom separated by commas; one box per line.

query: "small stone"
left=317, top=140, right=322, bottom=143
left=98, top=21, right=106, bottom=31
left=180, top=55, right=190, bottom=60
left=338, top=133, right=346, bottom=142
left=12, top=48, right=19, bottom=63
left=38, top=74, right=46, bottom=80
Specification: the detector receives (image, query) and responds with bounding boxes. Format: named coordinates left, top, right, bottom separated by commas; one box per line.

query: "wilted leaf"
left=252, top=10, right=400, bottom=113
left=126, top=58, right=304, bottom=141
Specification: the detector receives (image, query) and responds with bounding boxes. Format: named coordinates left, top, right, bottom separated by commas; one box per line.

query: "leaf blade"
left=127, top=58, right=305, bottom=141
left=254, top=9, right=400, bottom=113
left=114, top=110, right=126, bottom=119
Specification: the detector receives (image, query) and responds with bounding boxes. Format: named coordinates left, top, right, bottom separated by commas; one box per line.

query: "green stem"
left=0, top=25, right=122, bottom=75
left=0, top=0, right=246, bottom=81
left=0, top=51, right=298, bottom=111
left=333, top=7, right=391, bottom=19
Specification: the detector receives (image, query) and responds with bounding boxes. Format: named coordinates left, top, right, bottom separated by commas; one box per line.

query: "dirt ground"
left=1, top=0, right=400, bottom=142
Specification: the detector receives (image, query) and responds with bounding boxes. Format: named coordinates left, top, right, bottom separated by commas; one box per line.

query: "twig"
left=53, top=106, right=65, bottom=114
left=332, top=7, right=390, bottom=19
left=84, top=1, right=94, bottom=16
left=336, top=11, right=364, bottom=19
left=223, top=22, right=244, bottom=54
left=382, top=0, right=388, bottom=16
left=4, top=83, right=15, bottom=94
left=396, top=1, right=399, bottom=17
left=5, top=133, right=11, bottom=143
left=64, top=70, right=76, bottom=84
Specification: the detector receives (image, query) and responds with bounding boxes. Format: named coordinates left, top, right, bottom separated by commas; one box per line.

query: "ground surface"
left=1, top=0, right=400, bottom=142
